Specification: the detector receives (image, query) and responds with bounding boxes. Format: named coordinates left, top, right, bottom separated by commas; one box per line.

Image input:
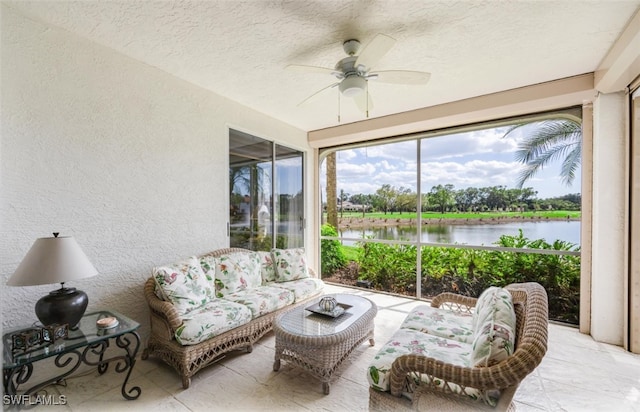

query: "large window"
left=320, top=109, right=582, bottom=323
left=229, top=129, right=304, bottom=251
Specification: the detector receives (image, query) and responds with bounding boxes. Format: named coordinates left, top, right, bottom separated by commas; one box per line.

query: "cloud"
left=422, top=128, right=518, bottom=160
left=319, top=124, right=581, bottom=199
left=339, top=162, right=377, bottom=178
left=337, top=149, right=357, bottom=161
left=421, top=160, right=520, bottom=189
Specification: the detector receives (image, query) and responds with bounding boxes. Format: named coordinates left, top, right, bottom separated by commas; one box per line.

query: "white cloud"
left=422, top=128, right=518, bottom=160
left=338, top=162, right=377, bottom=178
left=337, top=149, right=357, bottom=161
left=320, top=123, right=581, bottom=199
left=421, top=160, right=520, bottom=189
left=377, top=160, right=397, bottom=170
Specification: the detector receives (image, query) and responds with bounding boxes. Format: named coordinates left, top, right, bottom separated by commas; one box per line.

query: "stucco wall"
left=0, top=6, right=310, bottom=340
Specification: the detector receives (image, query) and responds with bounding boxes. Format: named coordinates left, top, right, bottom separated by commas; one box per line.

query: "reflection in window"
left=229, top=130, right=303, bottom=251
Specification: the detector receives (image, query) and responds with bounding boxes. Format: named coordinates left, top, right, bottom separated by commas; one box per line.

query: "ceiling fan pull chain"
left=338, top=91, right=341, bottom=123
left=366, top=82, right=370, bottom=118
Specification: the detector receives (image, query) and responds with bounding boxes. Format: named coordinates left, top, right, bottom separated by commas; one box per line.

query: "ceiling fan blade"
left=355, top=33, right=396, bottom=70
left=298, top=82, right=339, bottom=106
left=353, top=91, right=374, bottom=113
left=371, top=70, right=431, bottom=85
left=286, top=64, right=341, bottom=77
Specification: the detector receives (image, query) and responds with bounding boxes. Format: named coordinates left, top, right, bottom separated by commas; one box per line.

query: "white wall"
left=591, top=91, right=627, bottom=345
left=0, top=6, right=310, bottom=340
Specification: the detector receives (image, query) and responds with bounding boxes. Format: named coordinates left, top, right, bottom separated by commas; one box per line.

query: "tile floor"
left=6, top=284, right=640, bottom=411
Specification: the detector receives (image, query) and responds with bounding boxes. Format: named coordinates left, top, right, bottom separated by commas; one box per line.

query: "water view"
left=338, top=220, right=580, bottom=247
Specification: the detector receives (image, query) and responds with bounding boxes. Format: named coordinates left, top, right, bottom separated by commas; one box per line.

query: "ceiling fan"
left=287, top=34, right=431, bottom=117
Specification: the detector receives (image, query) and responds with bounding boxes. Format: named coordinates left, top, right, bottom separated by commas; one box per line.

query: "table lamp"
left=7, top=233, right=98, bottom=328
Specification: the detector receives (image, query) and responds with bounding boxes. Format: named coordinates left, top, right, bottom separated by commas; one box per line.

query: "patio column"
left=590, top=91, right=627, bottom=346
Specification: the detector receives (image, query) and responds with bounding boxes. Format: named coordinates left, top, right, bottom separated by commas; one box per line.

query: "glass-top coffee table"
left=273, top=293, right=377, bottom=394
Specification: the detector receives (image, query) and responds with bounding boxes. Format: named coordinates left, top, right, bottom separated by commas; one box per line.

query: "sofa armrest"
left=143, top=277, right=184, bottom=331
left=430, top=292, right=477, bottom=315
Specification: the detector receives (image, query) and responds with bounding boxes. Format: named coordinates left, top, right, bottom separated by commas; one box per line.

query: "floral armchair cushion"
left=368, top=328, right=500, bottom=407
left=215, top=252, right=262, bottom=297
left=400, top=305, right=474, bottom=344
left=368, top=328, right=472, bottom=392
left=470, top=287, right=517, bottom=367
left=153, top=256, right=215, bottom=316
left=272, top=248, right=309, bottom=282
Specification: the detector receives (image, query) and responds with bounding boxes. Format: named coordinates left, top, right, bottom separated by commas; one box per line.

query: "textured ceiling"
left=6, top=0, right=640, bottom=132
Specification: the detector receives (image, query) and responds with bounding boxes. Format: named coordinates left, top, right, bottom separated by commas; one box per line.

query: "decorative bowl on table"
left=306, top=297, right=352, bottom=318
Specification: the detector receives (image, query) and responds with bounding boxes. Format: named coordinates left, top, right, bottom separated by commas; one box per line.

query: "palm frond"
left=506, top=119, right=582, bottom=187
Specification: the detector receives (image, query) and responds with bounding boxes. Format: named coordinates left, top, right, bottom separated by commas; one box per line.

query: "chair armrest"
left=143, top=277, right=184, bottom=331
left=388, top=353, right=521, bottom=397
left=430, top=292, right=477, bottom=315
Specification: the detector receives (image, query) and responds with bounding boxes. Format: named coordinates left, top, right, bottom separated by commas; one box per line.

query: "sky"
left=321, top=123, right=582, bottom=200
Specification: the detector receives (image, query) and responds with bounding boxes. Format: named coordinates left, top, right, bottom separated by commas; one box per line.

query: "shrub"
left=347, top=230, right=580, bottom=324
left=320, top=224, right=346, bottom=276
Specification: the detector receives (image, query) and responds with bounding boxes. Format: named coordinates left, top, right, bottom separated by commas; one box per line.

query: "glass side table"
left=3, top=310, right=141, bottom=403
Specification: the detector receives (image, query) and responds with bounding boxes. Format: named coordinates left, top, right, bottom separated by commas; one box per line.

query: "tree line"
left=333, top=184, right=581, bottom=214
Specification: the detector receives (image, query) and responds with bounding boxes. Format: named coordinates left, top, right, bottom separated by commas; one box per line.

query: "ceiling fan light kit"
left=288, top=33, right=431, bottom=119
left=339, top=75, right=366, bottom=97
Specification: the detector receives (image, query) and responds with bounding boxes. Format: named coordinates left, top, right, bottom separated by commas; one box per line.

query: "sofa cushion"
left=400, top=305, right=474, bottom=344
left=215, top=252, right=262, bottom=297
left=174, top=299, right=253, bottom=346
left=272, top=248, right=309, bottom=282
left=223, top=285, right=295, bottom=318
left=153, top=257, right=215, bottom=316
left=271, top=278, right=324, bottom=302
left=256, top=251, right=276, bottom=284
left=470, top=287, right=516, bottom=367
left=368, top=328, right=471, bottom=392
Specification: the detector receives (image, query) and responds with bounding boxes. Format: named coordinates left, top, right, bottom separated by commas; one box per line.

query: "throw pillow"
left=470, top=287, right=517, bottom=367
left=272, top=248, right=309, bottom=282
left=472, top=286, right=501, bottom=330
left=215, top=252, right=262, bottom=297
left=153, top=256, right=215, bottom=316
left=256, top=251, right=276, bottom=284
left=199, top=254, right=218, bottom=288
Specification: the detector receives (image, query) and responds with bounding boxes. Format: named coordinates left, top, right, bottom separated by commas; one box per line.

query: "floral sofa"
left=142, top=247, right=324, bottom=389
left=368, top=282, right=548, bottom=411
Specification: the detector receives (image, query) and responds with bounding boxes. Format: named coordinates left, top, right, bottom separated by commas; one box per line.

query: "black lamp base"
left=35, top=287, right=88, bottom=328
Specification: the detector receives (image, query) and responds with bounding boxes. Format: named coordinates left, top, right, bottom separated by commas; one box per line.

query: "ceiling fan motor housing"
left=342, top=39, right=361, bottom=56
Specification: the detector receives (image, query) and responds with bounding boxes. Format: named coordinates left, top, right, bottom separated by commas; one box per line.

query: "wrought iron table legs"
left=3, top=331, right=141, bottom=402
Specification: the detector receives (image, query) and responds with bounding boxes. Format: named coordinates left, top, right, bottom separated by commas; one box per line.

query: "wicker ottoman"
left=273, top=293, right=377, bottom=394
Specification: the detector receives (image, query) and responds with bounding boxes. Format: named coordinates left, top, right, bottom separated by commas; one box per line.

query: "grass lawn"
left=333, top=210, right=581, bottom=220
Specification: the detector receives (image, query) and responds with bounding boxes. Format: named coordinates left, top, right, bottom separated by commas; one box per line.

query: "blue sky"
left=322, top=124, right=582, bottom=200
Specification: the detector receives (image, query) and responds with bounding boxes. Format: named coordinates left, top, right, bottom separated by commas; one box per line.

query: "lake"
left=338, top=220, right=581, bottom=247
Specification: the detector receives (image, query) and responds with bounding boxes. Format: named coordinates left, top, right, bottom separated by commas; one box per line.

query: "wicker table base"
left=273, top=294, right=377, bottom=394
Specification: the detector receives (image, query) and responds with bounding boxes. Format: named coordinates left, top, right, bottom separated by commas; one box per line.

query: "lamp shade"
left=8, top=235, right=98, bottom=287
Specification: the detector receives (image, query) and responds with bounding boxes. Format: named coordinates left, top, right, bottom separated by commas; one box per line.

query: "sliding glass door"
left=229, top=129, right=304, bottom=251
left=274, top=144, right=304, bottom=248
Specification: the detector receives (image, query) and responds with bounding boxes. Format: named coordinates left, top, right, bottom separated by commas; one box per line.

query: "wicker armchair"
left=369, top=282, right=548, bottom=411
left=142, top=247, right=320, bottom=389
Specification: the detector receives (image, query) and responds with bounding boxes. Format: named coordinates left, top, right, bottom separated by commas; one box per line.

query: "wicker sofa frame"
left=369, top=282, right=549, bottom=411
left=141, top=247, right=321, bottom=389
